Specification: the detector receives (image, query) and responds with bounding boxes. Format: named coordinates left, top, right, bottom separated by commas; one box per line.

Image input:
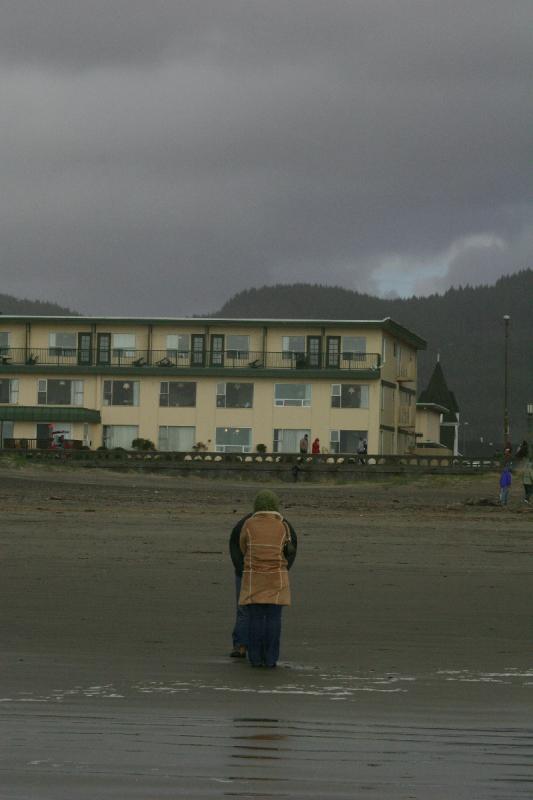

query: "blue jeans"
left=247, top=604, right=283, bottom=667
left=232, top=575, right=249, bottom=648
left=500, top=487, right=509, bottom=505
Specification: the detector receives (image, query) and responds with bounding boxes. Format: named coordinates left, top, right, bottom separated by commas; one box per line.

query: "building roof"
left=0, top=315, right=427, bottom=350
left=418, top=361, right=459, bottom=422
left=416, top=401, right=449, bottom=414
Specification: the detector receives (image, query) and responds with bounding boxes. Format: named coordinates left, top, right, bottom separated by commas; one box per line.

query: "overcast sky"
left=1, top=1, right=531, bottom=315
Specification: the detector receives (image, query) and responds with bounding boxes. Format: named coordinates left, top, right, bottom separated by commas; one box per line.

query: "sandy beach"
left=1, top=464, right=532, bottom=798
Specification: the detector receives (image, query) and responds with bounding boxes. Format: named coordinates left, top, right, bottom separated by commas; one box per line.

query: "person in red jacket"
left=312, top=438, right=320, bottom=454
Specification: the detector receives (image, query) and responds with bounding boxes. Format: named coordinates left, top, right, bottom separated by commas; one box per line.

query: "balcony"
left=396, top=364, right=415, bottom=382
left=399, top=407, right=415, bottom=427
left=0, top=347, right=381, bottom=373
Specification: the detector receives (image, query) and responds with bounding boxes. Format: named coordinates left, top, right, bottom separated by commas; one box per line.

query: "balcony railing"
left=396, top=364, right=415, bottom=381
left=0, top=347, right=381, bottom=371
left=399, top=407, right=415, bottom=426
left=3, top=438, right=84, bottom=451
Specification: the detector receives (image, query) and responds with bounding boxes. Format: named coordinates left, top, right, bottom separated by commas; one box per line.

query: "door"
left=340, top=429, right=367, bottom=453
left=96, top=333, right=111, bottom=365
left=77, top=332, right=92, bottom=365
left=191, top=334, right=206, bottom=366
left=36, top=423, right=53, bottom=450
left=210, top=334, right=225, bottom=367
left=307, top=336, right=321, bottom=368
left=326, top=336, right=341, bottom=368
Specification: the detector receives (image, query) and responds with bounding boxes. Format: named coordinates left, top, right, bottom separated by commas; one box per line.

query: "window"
left=273, top=428, right=311, bottom=453
left=103, top=380, right=139, bottom=406
left=0, top=332, right=10, bottom=354
left=112, top=333, right=136, bottom=357
left=216, top=382, right=253, bottom=408
left=215, top=427, right=252, bottom=453
left=282, top=336, right=305, bottom=361
left=0, top=378, right=18, bottom=403
left=274, top=384, right=311, bottom=407
left=49, top=332, right=76, bottom=356
left=331, top=384, right=369, bottom=409
left=0, top=420, right=13, bottom=445
left=329, top=429, right=368, bottom=454
left=103, top=425, right=139, bottom=449
left=158, top=426, right=196, bottom=451
left=166, top=334, right=190, bottom=362
left=159, top=381, right=196, bottom=407
left=38, top=379, right=83, bottom=405
left=226, top=335, right=250, bottom=359
left=342, top=336, right=366, bottom=360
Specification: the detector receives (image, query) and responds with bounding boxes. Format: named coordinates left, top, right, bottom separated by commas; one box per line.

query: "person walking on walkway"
left=238, top=491, right=297, bottom=668
left=499, top=465, right=512, bottom=506
left=522, top=459, right=533, bottom=504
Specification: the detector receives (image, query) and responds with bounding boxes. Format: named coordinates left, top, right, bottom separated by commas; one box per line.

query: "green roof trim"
left=0, top=315, right=427, bottom=350
left=0, top=406, right=101, bottom=422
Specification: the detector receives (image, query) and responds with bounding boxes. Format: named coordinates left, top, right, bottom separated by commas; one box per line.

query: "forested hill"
left=0, top=293, right=77, bottom=316
left=214, top=270, right=533, bottom=448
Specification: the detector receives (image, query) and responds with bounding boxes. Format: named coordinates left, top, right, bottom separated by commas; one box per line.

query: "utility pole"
left=503, top=315, right=510, bottom=445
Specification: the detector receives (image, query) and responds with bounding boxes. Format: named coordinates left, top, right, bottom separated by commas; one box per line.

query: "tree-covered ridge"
left=214, top=270, right=533, bottom=447
left=0, top=293, right=78, bottom=316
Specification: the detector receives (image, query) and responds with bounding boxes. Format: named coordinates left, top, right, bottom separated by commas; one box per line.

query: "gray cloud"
left=0, top=1, right=531, bottom=313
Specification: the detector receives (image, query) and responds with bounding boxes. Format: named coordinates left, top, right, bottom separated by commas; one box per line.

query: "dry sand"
left=1, top=464, right=532, bottom=798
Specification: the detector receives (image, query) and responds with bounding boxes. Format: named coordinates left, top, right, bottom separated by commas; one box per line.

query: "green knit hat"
left=254, top=490, right=280, bottom=512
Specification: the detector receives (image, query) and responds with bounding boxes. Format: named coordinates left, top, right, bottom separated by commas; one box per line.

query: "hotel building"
left=0, top=316, right=426, bottom=454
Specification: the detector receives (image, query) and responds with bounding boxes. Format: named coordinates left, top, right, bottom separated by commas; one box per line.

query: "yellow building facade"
left=0, top=316, right=426, bottom=454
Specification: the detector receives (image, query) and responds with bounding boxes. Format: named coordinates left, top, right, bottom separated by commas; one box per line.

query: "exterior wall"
left=0, top=317, right=425, bottom=454
left=417, top=409, right=442, bottom=444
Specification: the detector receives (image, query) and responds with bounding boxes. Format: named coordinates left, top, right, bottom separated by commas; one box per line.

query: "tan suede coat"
left=238, top=511, right=292, bottom=606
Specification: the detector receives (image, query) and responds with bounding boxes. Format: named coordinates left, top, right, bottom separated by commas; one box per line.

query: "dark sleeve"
left=229, top=514, right=251, bottom=576
left=283, top=517, right=298, bottom=570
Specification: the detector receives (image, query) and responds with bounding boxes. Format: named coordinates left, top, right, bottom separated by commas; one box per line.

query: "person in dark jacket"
left=229, top=491, right=297, bottom=660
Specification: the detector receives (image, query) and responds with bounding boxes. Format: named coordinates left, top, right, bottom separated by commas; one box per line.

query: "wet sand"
left=1, top=465, right=532, bottom=798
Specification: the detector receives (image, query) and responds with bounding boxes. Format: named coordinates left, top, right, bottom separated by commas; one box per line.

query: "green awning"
left=0, top=406, right=101, bottom=422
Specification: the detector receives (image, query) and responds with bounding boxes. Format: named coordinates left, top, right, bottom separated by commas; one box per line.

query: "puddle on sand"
left=2, top=711, right=532, bottom=799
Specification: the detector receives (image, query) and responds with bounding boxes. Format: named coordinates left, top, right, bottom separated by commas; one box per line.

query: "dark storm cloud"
left=0, top=1, right=531, bottom=313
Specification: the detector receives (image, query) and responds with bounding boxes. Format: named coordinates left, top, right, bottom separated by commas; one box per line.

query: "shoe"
left=229, top=648, right=246, bottom=658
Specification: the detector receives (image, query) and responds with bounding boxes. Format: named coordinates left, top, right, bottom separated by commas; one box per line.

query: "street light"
left=462, top=421, right=469, bottom=456
left=503, top=315, right=511, bottom=446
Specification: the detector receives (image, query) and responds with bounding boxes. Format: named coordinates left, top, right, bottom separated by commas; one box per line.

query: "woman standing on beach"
left=238, top=491, right=297, bottom=668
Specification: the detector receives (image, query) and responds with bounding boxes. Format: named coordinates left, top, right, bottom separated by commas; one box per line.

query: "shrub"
left=256, top=443, right=267, bottom=453
left=132, top=438, right=155, bottom=451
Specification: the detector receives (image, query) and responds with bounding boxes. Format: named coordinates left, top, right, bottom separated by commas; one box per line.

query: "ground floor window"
left=158, top=426, right=196, bottom=451
left=273, top=428, right=311, bottom=453
left=0, top=420, right=14, bottom=446
left=329, top=429, right=368, bottom=454
left=215, top=427, right=252, bottom=453
left=35, top=422, right=73, bottom=449
left=380, top=429, right=394, bottom=454
left=103, top=425, right=139, bottom=449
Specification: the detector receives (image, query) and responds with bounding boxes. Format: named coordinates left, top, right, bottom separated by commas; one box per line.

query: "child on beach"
left=499, top=466, right=512, bottom=506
